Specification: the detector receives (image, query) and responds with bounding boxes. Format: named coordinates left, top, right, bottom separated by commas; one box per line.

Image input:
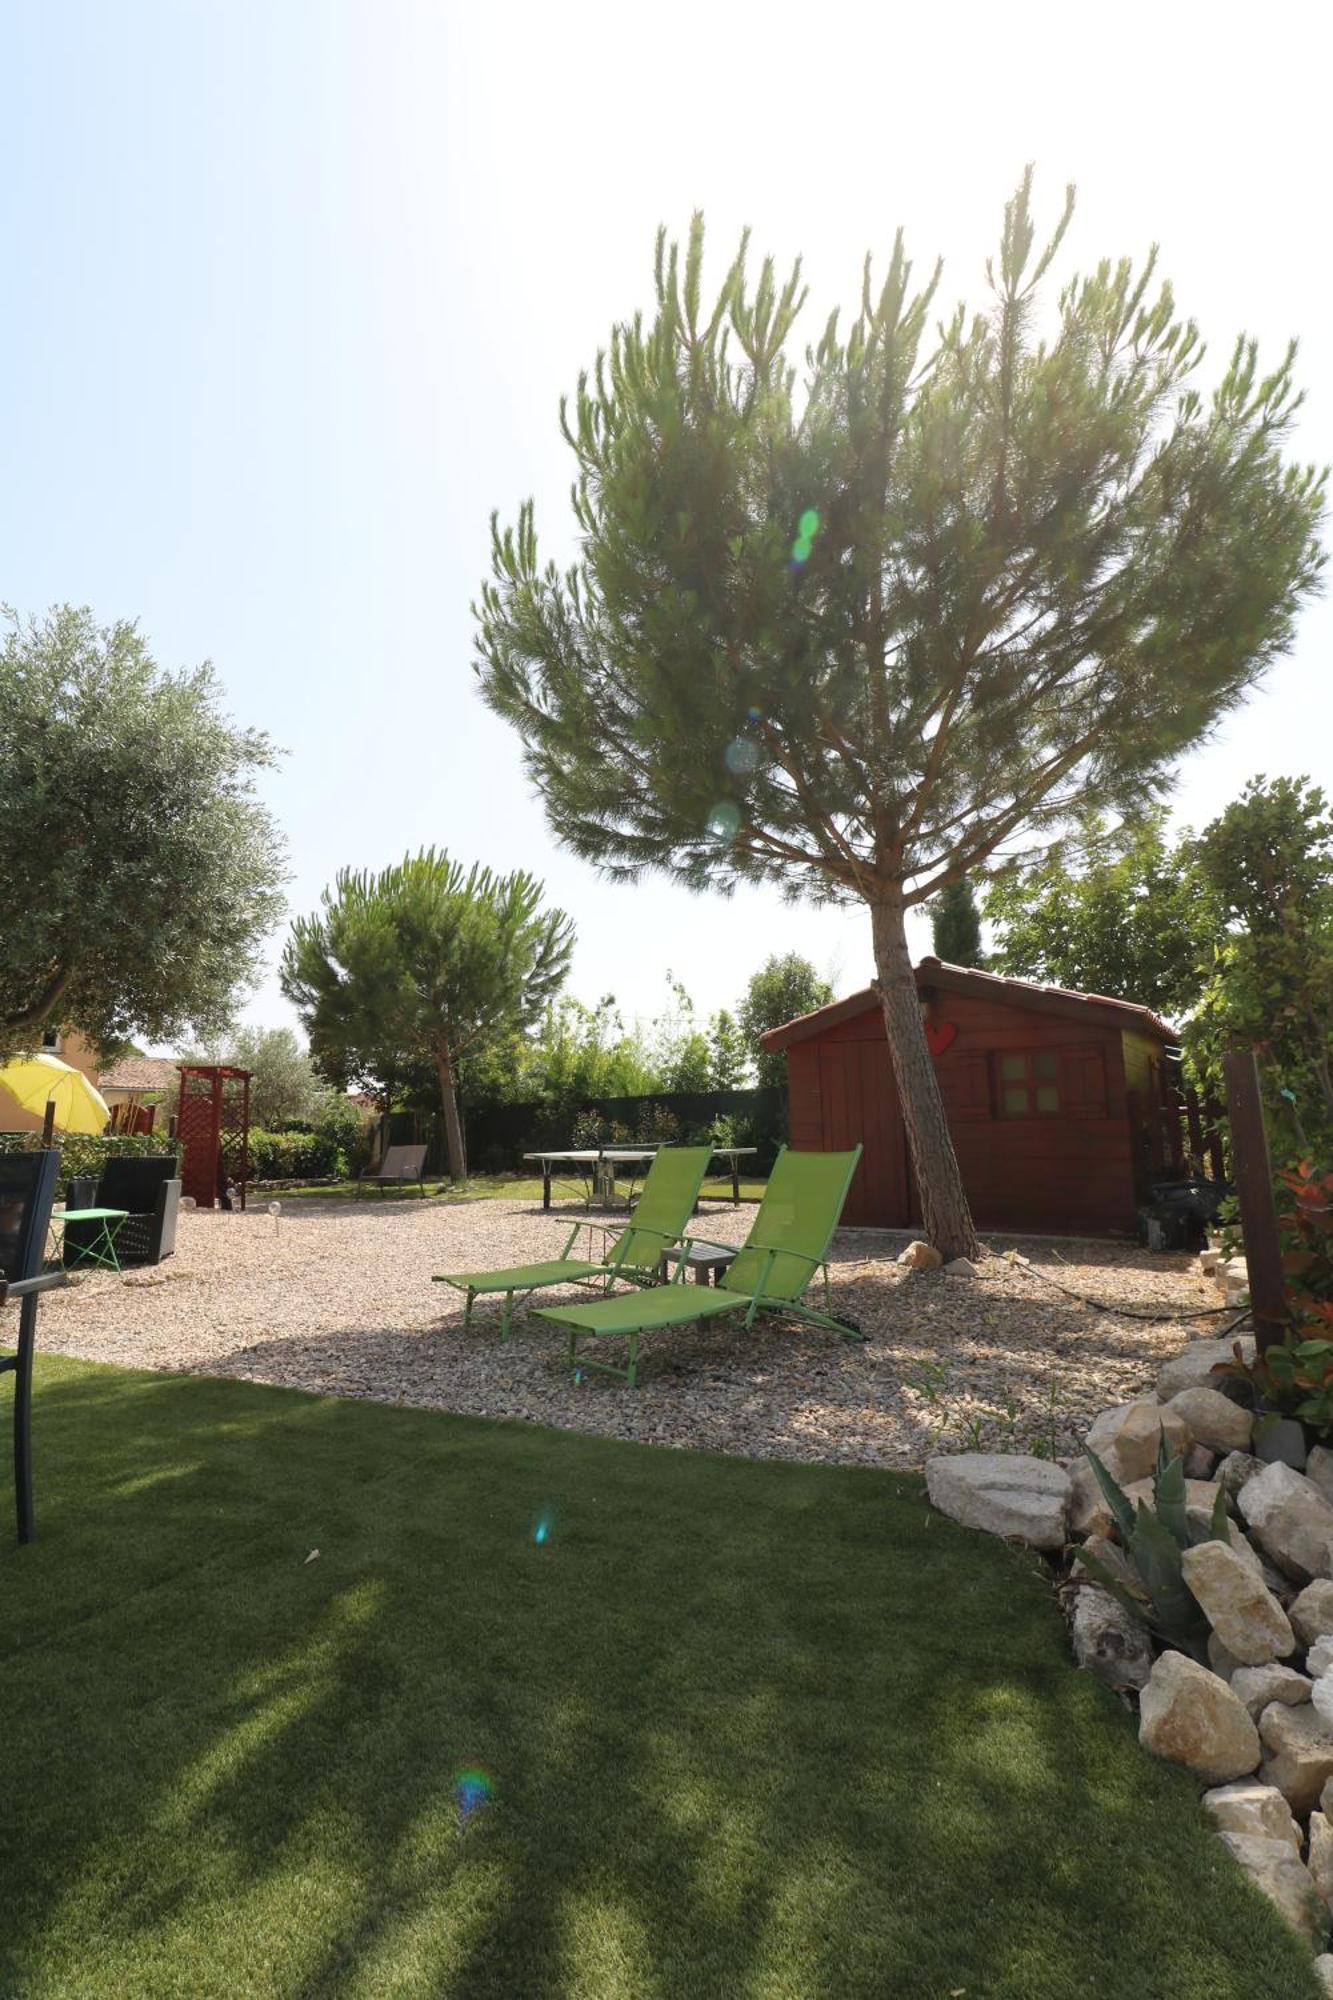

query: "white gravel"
left=30, top=1195, right=1236, bottom=1468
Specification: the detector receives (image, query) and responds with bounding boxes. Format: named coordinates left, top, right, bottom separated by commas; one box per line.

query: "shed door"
left=817, top=1039, right=909, bottom=1227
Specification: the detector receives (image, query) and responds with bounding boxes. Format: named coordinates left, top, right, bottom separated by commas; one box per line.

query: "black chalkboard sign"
left=0, top=1150, right=60, bottom=1281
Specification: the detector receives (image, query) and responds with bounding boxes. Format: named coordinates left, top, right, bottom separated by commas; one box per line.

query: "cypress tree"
left=475, top=175, right=1325, bottom=1257
left=929, top=880, right=985, bottom=969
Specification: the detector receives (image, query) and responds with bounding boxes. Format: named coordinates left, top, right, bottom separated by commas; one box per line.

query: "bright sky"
left=4, top=2, right=1331, bottom=1047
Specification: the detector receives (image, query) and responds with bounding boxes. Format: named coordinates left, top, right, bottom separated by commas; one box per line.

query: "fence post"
left=1222, top=1049, right=1290, bottom=1354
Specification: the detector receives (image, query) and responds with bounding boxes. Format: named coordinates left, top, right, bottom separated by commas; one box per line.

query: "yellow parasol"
left=0, top=1052, right=110, bottom=1135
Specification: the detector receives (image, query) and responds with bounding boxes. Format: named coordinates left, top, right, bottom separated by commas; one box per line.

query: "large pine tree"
left=475, top=175, right=1325, bottom=1257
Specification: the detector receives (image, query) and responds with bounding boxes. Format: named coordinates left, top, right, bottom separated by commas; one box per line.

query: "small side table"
left=659, top=1241, right=738, bottom=1288
left=49, top=1207, right=130, bottom=1274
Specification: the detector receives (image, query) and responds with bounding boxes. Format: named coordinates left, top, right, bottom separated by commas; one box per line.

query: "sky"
left=3, top=0, right=1331, bottom=1049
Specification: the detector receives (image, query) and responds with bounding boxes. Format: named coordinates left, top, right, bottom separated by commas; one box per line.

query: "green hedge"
left=247, top=1128, right=351, bottom=1183
left=0, top=1131, right=181, bottom=1191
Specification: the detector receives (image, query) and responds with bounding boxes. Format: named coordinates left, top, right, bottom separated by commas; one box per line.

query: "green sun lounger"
left=432, top=1145, right=712, bottom=1338
left=533, top=1144, right=864, bottom=1386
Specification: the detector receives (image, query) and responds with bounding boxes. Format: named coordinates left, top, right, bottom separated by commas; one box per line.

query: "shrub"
left=0, top=1129, right=180, bottom=1192
left=247, top=1128, right=350, bottom=1183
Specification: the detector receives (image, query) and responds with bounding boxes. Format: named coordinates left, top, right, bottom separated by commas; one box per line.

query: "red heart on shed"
left=925, top=1020, right=958, bottom=1057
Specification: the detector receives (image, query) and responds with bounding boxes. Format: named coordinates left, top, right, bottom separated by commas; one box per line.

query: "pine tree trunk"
left=435, top=1047, right=468, bottom=1182
left=870, top=897, right=980, bottom=1261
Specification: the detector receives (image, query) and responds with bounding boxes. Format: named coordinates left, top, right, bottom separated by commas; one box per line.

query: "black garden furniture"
left=1, top=1149, right=64, bottom=1544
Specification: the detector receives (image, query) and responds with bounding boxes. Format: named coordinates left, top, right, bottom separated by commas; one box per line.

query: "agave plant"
left=1072, top=1433, right=1232, bottom=1662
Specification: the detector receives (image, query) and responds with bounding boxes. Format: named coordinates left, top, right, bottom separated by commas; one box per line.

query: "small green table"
left=49, top=1206, right=130, bottom=1273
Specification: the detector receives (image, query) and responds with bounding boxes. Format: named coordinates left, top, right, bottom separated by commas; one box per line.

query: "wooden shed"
left=761, top=957, right=1184, bottom=1236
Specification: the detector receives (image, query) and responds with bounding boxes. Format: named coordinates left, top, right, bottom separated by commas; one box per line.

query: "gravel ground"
left=29, top=1195, right=1236, bottom=1468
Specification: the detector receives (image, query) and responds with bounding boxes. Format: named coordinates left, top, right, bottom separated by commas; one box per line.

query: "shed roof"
left=759, top=957, right=1178, bottom=1051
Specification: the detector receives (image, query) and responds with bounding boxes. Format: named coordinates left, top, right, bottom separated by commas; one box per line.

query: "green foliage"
left=1213, top=1327, right=1333, bottom=1437
left=0, top=604, right=286, bottom=1057
left=0, top=1128, right=180, bottom=1191
left=1187, top=777, right=1333, bottom=1156
left=281, top=850, right=574, bottom=1179
left=739, top=955, right=833, bottom=1088
left=476, top=176, right=1324, bottom=1252
left=929, top=879, right=985, bottom=968
left=246, top=1126, right=354, bottom=1183
left=1073, top=1435, right=1226, bottom=1658
left=181, top=1025, right=339, bottom=1131
left=986, top=810, right=1211, bottom=1018
left=1279, top=1158, right=1333, bottom=1336
left=708, top=1007, right=749, bottom=1088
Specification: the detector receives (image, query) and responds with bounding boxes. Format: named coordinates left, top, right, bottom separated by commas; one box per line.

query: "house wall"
left=789, top=992, right=1146, bottom=1235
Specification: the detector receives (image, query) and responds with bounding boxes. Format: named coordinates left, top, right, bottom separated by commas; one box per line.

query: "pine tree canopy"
left=474, top=171, right=1325, bottom=1257
left=476, top=173, right=1325, bottom=912
left=281, top=851, right=573, bottom=1179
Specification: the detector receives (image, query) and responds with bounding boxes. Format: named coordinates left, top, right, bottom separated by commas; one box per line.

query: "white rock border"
left=924, top=1312, right=1333, bottom=1964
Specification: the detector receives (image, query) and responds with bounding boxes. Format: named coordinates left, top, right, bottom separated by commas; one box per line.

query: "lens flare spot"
left=745, top=705, right=763, bottom=724
left=798, top=508, right=821, bottom=539
left=533, top=1509, right=554, bottom=1546
left=706, top=801, right=741, bottom=840
left=790, top=536, right=813, bottom=565
left=724, top=737, right=759, bottom=776
left=454, top=1768, right=493, bottom=1825
left=573, top=1369, right=584, bottom=1386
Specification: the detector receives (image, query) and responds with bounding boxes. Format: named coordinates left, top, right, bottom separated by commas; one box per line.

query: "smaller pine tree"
left=930, top=880, right=985, bottom=968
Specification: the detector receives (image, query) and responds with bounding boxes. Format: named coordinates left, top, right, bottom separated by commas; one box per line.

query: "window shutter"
left=1062, top=1046, right=1108, bottom=1118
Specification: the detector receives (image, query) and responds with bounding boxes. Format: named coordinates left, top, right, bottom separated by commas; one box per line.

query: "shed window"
left=999, top=1050, right=1061, bottom=1117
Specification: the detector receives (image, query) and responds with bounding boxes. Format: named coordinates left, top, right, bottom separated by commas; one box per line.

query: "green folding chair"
left=533, top=1144, right=864, bottom=1387
left=433, top=1145, right=713, bottom=1339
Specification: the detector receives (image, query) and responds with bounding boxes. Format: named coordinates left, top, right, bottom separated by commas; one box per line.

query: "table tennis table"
left=522, top=1145, right=759, bottom=1212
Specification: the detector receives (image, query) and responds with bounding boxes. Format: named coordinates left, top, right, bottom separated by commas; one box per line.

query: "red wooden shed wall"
left=788, top=990, right=1146, bottom=1235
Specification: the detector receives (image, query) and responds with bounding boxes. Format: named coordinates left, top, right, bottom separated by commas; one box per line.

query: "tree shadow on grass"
left=0, top=1357, right=1321, bottom=1999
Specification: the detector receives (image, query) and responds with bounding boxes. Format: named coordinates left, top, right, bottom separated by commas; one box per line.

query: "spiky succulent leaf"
left=1071, top=1547, right=1152, bottom=1624
left=1083, top=1447, right=1136, bottom=1545
left=1130, top=1502, right=1210, bottom=1659
left=1153, top=1448, right=1190, bottom=1548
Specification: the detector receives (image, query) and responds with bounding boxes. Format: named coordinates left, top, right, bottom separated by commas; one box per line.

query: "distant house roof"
left=97, top=1055, right=180, bottom=1098
left=759, top=956, right=1178, bottom=1051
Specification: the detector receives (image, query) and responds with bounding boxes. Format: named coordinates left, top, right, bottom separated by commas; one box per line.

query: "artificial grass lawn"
left=279, top=1173, right=770, bottom=1207
left=1, top=1358, right=1319, bottom=2000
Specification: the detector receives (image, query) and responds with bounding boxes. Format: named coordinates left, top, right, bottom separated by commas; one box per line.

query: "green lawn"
left=279, top=1172, right=770, bottom=1206
left=1, top=1356, right=1318, bottom=2000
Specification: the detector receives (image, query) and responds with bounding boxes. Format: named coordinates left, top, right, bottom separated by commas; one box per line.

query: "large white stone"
left=1313, top=1953, right=1333, bottom=1998
left=1311, top=1813, right=1333, bottom=1910
left=1067, top=1459, right=1115, bottom=1539
left=1203, top=1779, right=1302, bottom=1854
left=1122, top=1477, right=1224, bottom=1517
left=924, top=1454, right=1070, bottom=1550
left=1259, top=1702, right=1333, bottom=1814
left=1168, top=1386, right=1255, bottom=1455
left=1217, top=1451, right=1267, bottom=1503
left=1239, top=1462, right=1333, bottom=1583
left=1067, top=1585, right=1152, bottom=1691
left=1217, top=1834, right=1327, bottom=1943
left=1231, top=1664, right=1313, bottom=1720
left=1292, top=1582, right=1333, bottom=1649
left=1181, top=1540, right=1296, bottom=1665
left=1156, top=1337, right=1255, bottom=1403
left=898, top=1240, right=943, bottom=1271
left=1086, top=1400, right=1190, bottom=1483
left=1307, top=1448, right=1333, bottom=1508
left=1139, top=1652, right=1261, bottom=1784
left=1312, top=1637, right=1333, bottom=1679
left=1314, top=1678, right=1333, bottom=1732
